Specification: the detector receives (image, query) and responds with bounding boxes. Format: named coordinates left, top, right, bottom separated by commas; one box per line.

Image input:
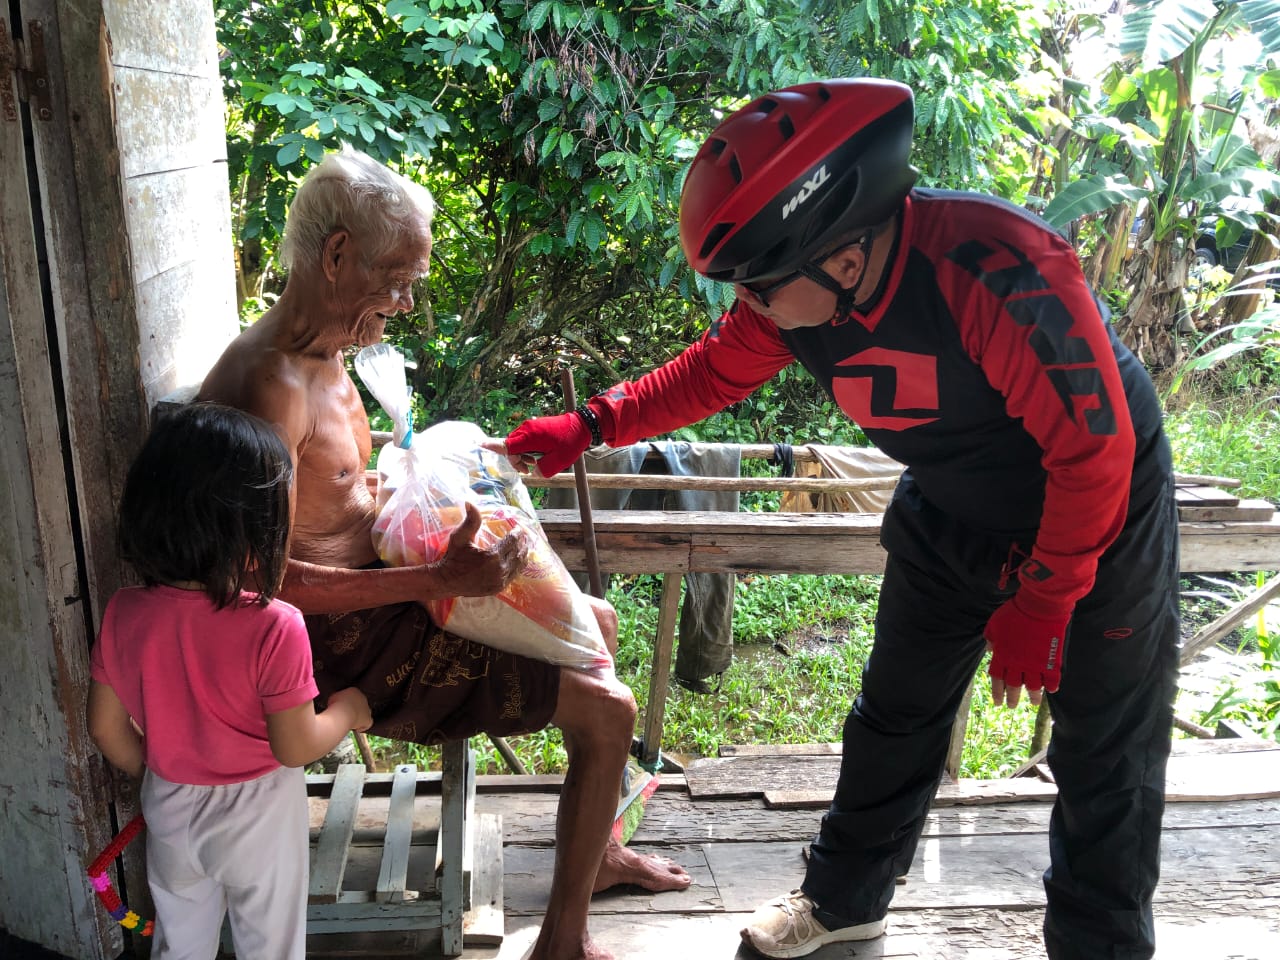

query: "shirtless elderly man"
left=199, top=146, right=689, bottom=960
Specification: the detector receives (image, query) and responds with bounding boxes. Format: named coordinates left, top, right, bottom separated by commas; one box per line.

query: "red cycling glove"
left=984, top=596, right=1070, bottom=694
left=504, top=410, right=592, bottom=477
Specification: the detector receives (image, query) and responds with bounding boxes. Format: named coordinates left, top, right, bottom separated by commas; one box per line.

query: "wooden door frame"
left=1, top=2, right=151, bottom=955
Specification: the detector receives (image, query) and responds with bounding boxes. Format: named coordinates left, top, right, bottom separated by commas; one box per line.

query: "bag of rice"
left=370, top=419, right=612, bottom=672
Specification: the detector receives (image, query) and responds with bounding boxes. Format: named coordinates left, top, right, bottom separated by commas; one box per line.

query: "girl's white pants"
left=141, top=764, right=308, bottom=959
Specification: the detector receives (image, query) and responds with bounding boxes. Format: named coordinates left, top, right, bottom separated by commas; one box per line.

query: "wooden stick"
left=1173, top=472, right=1244, bottom=489
left=560, top=369, right=604, bottom=599
left=354, top=731, right=377, bottom=772
left=1179, top=573, right=1280, bottom=665
left=490, top=735, right=529, bottom=775
left=1173, top=714, right=1216, bottom=739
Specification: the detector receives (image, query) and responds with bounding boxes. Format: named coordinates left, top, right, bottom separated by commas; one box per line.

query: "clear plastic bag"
left=370, top=420, right=612, bottom=672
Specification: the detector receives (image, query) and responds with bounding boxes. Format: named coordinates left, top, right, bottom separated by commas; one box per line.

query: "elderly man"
left=199, top=146, right=689, bottom=960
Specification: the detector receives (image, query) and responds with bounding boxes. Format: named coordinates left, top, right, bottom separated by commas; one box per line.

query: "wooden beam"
left=539, top=509, right=1280, bottom=577
left=1180, top=573, right=1280, bottom=665
left=528, top=473, right=898, bottom=493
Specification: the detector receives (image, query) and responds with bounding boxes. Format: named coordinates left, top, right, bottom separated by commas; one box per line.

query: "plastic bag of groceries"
left=367, top=416, right=612, bottom=673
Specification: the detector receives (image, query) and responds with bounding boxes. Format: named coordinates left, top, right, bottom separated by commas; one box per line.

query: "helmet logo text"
left=781, top=166, right=830, bottom=221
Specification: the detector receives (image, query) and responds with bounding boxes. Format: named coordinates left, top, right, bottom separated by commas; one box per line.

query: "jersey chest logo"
left=832, top=347, right=940, bottom=430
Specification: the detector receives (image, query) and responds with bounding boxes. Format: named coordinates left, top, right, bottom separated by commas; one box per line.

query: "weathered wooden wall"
left=0, top=0, right=236, bottom=955
left=104, top=0, right=238, bottom=404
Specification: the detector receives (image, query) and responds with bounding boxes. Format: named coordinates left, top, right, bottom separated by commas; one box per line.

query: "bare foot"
left=592, top=838, right=692, bottom=893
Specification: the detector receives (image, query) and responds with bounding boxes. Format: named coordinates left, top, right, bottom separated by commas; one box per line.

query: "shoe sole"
left=740, top=916, right=887, bottom=959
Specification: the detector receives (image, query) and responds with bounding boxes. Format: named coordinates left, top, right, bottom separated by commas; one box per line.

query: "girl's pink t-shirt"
left=90, top=584, right=320, bottom=785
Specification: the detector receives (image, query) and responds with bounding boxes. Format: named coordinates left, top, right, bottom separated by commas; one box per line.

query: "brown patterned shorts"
left=305, top=601, right=561, bottom=745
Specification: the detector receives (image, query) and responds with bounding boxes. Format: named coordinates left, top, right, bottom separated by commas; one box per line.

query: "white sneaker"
left=739, top=890, right=887, bottom=959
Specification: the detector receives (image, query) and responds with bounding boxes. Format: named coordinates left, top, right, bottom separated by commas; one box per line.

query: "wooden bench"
left=218, top=742, right=501, bottom=956
left=301, top=741, right=503, bottom=954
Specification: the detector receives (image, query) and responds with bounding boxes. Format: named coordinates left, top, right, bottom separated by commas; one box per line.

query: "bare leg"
left=583, top=595, right=693, bottom=896
left=529, top=667, right=634, bottom=960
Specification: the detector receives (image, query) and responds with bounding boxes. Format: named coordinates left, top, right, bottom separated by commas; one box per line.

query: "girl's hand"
left=329, top=686, right=373, bottom=732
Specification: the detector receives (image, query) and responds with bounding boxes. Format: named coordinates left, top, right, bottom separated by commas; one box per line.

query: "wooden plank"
left=501, top=843, right=718, bottom=916
left=462, top=813, right=504, bottom=946
left=1180, top=573, right=1280, bottom=664
left=767, top=777, right=1059, bottom=810
left=1177, top=498, right=1274, bottom=523
left=113, top=66, right=226, bottom=178
left=640, top=573, right=682, bottom=768
left=134, top=257, right=238, bottom=404
left=0, top=6, right=118, bottom=950
left=574, top=909, right=1278, bottom=960
left=541, top=509, right=1280, bottom=576
left=685, top=755, right=837, bottom=800
left=375, top=764, right=417, bottom=903
left=124, top=167, right=236, bottom=285
left=719, top=743, right=842, bottom=757
left=310, top=764, right=366, bottom=904
left=700, top=823, right=1280, bottom=914
left=1163, top=749, right=1280, bottom=802
left=306, top=899, right=444, bottom=934
left=103, top=0, right=219, bottom=76
left=1175, top=485, right=1241, bottom=507
left=437, top=740, right=469, bottom=955
left=623, top=794, right=1280, bottom=847
left=530, top=473, right=898, bottom=494
left=308, top=768, right=444, bottom=796
left=688, top=748, right=1280, bottom=808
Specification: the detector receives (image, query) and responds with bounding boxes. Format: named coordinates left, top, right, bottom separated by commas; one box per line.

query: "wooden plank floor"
left=304, top=744, right=1280, bottom=960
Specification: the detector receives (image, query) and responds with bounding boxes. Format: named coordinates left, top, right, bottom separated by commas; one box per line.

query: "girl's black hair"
left=117, top=403, right=293, bottom=608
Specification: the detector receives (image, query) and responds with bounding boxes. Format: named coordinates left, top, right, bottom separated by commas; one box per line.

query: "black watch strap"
left=576, top=403, right=603, bottom=447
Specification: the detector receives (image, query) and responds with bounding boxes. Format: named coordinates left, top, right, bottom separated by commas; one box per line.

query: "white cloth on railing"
left=778, top=445, right=904, bottom=514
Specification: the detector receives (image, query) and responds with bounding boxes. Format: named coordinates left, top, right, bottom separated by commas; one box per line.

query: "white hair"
left=279, top=145, right=435, bottom=274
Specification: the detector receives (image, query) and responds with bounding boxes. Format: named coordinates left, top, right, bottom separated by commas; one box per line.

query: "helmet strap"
left=798, top=230, right=874, bottom=318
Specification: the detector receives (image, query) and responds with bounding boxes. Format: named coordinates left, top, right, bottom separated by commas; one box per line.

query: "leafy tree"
left=220, top=1, right=834, bottom=416
left=823, top=0, right=1054, bottom=199
left=217, top=0, right=1063, bottom=426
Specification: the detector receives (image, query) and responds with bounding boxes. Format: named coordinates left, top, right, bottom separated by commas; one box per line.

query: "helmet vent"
left=701, top=222, right=733, bottom=259
left=777, top=114, right=795, bottom=140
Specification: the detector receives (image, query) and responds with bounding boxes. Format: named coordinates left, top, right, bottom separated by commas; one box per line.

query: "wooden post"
left=559, top=368, right=605, bottom=598
left=640, top=574, right=683, bottom=770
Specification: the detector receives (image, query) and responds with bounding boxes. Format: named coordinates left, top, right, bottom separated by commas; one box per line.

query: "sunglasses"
left=741, top=269, right=804, bottom=308
left=739, top=239, right=867, bottom=309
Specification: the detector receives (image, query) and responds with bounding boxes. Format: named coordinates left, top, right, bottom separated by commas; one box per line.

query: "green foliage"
left=823, top=0, right=1054, bottom=198
left=1165, top=394, right=1280, bottom=502
left=1039, top=0, right=1280, bottom=364
left=1170, top=297, right=1280, bottom=395
left=1194, top=618, right=1280, bottom=738
left=218, top=0, right=837, bottom=416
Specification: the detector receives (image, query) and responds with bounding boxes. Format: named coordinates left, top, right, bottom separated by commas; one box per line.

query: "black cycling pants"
left=802, top=476, right=1179, bottom=960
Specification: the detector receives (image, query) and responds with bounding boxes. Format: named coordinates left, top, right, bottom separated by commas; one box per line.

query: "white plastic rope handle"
left=354, top=344, right=415, bottom=448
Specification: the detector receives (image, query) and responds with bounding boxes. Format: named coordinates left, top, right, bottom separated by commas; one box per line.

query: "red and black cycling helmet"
left=679, top=78, right=917, bottom=286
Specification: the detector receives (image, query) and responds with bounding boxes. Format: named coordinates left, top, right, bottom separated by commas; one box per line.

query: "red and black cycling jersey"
left=592, top=189, right=1171, bottom=616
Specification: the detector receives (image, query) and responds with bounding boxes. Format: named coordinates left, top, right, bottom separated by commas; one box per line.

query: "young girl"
left=87, top=403, right=372, bottom=958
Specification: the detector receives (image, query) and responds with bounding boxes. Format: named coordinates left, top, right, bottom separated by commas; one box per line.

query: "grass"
left=362, top=387, right=1280, bottom=780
